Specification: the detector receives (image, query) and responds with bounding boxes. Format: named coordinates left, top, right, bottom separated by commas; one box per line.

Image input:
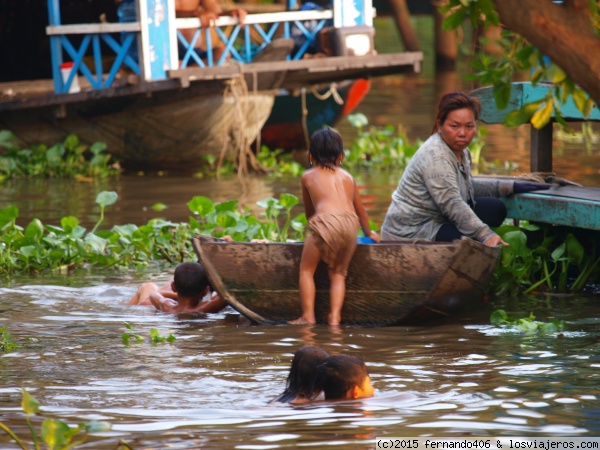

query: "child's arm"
left=196, top=291, right=228, bottom=313
left=301, top=175, right=316, bottom=220
left=149, top=291, right=178, bottom=312
left=352, top=181, right=380, bottom=243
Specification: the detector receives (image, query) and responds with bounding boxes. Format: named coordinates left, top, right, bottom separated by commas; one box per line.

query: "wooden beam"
left=530, top=122, right=553, bottom=173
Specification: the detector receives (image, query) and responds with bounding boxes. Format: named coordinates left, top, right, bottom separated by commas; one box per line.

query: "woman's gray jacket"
left=381, top=133, right=512, bottom=243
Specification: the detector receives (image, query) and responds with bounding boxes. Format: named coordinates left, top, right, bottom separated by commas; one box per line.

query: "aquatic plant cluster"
left=0, top=131, right=120, bottom=180
left=0, top=191, right=306, bottom=276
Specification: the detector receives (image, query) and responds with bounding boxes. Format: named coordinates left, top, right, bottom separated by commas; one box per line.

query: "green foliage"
left=490, top=309, right=566, bottom=335
left=201, top=146, right=304, bottom=178
left=0, top=192, right=306, bottom=275
left=0, top=131, right=120, bottom=180
left=440, top=2, right=598, bottom=128
left=255, top=146, right=304, bottom=177
left=0, top=387, right=114, bottom=450
left=344, top=113, right=421, bottom=170
left=490, top=223, right=600, bottom=296
left=0, top=327, right=20, bottom=352
left=122, top=323, right=176, bottom=345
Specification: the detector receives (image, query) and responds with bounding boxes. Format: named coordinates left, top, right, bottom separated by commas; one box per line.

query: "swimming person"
left=128, top=261, right=226, bottom=314
left=315, top=354, right=375, bottom=401
left=274, top=346, right=330, bottom=404
left=289, top=127, right=380, bottom=326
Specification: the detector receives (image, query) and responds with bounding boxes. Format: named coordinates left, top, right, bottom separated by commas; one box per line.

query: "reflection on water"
left=3, top=72, right=600, bottom=230
left=3, top=36, right=600, bottom=448
left=1, top=279, right=600, bottom=448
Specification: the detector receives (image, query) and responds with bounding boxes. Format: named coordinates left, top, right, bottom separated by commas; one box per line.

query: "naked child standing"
left=289, top=127, right=380, bottom=326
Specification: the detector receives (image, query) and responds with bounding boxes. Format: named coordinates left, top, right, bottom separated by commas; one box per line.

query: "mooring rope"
left=301, top=82, right=344, bottom=149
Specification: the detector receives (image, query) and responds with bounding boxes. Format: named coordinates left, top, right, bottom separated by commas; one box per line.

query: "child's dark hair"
left=308, top=127, right=344, bottom=171
left=315, top=355, right=368, bottom=400
left=275, top=346, right=330, bottom=403
left=173, top=262, right=209, bottom=297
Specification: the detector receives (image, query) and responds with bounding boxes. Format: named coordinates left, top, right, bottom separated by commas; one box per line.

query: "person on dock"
left=273, top=346, right=330, bottom=404
left=315, top=354, right=374, bottom=401
left=289, top=127, right=380, bottom=326
left=128, top=261, right=227, bottom=314
left=381, top=91, right=550, bottom=247
left=175, top=0, right=247, bottom=64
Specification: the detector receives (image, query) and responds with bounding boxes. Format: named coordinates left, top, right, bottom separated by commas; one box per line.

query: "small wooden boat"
left=192, top=235, right=501, bottom=326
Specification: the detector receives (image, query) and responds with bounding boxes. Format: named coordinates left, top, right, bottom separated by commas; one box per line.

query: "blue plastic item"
left=357, top=236, right=375, bottom=244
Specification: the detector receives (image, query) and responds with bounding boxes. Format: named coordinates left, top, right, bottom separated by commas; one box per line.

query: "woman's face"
left=437, top=107, right=477, bottom=154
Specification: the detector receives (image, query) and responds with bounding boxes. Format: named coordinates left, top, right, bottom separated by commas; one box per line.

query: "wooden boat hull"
left=0, top=91, right=275, bottom=171
left=192, top=235, right=501, bottom=326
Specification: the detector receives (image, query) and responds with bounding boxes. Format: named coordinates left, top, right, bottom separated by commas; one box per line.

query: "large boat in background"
left=0, top=0, right=422, bottom=171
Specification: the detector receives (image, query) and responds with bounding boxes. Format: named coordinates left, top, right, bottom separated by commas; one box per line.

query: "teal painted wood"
left=501, top=186, right=600, bottom=230
left=471, top=82, right=600, bottom=124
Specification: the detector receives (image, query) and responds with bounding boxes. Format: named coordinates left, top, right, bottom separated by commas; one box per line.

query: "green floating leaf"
left=347, top=113, right=368, bottom=129
left=96, top=191, right=118, bottom=207
left=21, top=387, right=40, bottom=415
left=151, top=203, right=168, bottom=212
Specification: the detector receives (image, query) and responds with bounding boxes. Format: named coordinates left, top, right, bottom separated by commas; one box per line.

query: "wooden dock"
left=503, top=185, right=600, bottom=231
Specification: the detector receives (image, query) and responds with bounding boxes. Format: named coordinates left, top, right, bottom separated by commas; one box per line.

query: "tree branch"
left=493, top=0, right=600, bottom=106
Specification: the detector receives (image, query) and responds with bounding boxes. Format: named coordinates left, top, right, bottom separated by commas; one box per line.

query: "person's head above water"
left=307, top=127, right=344, bottom=171
left=276, top=346, right=330, bottom=403
left=315, top=354, right=374, bottom=400
left=172, top=262, right=210, bottom=298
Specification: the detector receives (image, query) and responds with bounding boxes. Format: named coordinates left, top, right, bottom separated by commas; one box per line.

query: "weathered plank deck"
left=502, top=185, right=600, bottom=230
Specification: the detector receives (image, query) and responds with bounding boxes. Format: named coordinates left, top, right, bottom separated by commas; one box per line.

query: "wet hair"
left=275, top=346, right=330, bottom=403
left=431, top=91, right=481, bottom=135
left=315, top=355, right=369, bottom=400
left=308, top=127, right=344, bottom=171
left=173, top=262, right=209, bottom=297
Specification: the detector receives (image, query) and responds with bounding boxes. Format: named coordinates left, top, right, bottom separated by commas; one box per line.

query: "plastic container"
left=60, top=62, right=81, bottom=93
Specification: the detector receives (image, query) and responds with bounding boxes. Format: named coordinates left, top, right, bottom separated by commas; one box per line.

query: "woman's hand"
left=483, top=234, right=508, bottom=247
left=369, top=230, right=381, bottom=243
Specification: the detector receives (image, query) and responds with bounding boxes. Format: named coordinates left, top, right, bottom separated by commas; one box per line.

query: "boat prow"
left=192, top=235, right=501, bottom=326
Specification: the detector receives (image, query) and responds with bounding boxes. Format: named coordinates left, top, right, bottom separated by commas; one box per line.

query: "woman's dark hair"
left=275, top=346, right=330, bottom=403
left=431, top=91, right=481, bottom=135
left=308, top=127, right=344, bottom=171
left=314, top=354, right=368, bottom=400
left=173, top=262, right=209, bottom=297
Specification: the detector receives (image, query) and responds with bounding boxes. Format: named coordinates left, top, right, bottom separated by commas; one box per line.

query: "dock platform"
left=503, top=185, right=600, bottom=231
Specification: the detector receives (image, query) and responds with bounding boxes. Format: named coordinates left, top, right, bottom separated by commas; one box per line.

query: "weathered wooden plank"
left=530, top=122, right=553, bottom=172
left=502, top=186, right=600, bottom=230
left=472, top=82, right=600, bottom=124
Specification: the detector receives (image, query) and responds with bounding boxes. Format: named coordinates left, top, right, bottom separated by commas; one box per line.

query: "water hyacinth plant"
left=0, top=388, right=117, bottom=450
left=0, top=130, right=120, bottom=180
left=0, top=192, right=306, bottom=275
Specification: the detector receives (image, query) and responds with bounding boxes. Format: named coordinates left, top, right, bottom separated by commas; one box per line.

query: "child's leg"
left=327, top=270, right=346, bottom=326
left=289, top=235, right=321, bottom=325
left=128, top=282, right=160, bottom=305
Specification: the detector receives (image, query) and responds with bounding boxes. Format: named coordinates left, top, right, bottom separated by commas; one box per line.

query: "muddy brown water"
left=2, top=67, right=600, bottom=448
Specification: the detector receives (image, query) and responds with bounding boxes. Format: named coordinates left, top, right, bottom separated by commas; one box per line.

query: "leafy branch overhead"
left=440, top=0, right=600, bottom=128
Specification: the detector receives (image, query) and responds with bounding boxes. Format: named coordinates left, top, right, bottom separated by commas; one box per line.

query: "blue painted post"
left=47, top=0, right=64, bottom=93
left=139, top=0, right=178, bottom=81
left=333, top=0, right=373, bottom=27
left=286, top=0, right=298, bottom=9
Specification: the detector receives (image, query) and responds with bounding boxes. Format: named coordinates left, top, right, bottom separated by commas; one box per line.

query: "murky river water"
left=3, top=21, right=600, bottom=447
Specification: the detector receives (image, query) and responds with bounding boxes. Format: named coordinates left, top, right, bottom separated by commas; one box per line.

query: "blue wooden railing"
left=46, top=0, right=373, bottom=94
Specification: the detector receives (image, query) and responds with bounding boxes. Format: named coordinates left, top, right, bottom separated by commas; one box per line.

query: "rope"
left=301, top=83, right=345, bottom=149
left=219, top=63, right=265, bottom=181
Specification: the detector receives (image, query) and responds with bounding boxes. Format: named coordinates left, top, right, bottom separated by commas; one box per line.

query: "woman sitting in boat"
left=381, top=91, right=550, bottom=247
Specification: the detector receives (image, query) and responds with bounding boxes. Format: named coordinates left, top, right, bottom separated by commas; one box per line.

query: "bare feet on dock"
left=288, top=316, right=316, bottom=325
